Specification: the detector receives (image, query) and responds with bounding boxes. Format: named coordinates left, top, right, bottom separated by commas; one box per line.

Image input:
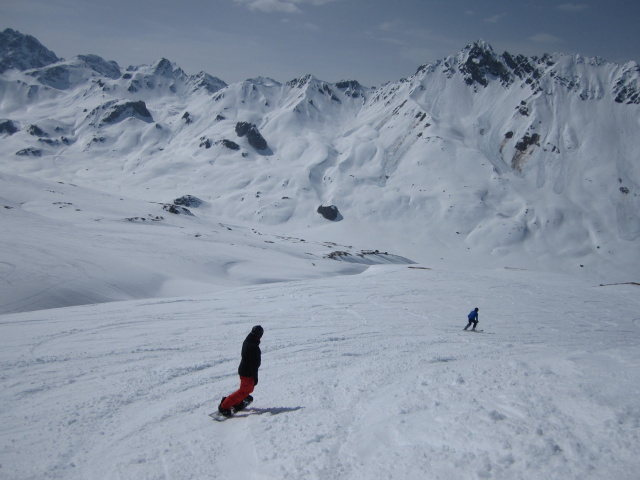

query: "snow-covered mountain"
left=2, top=29, right=640, bottom=480
left=1, top=28, right=639, bottom=313
left=0, top=28, right=59, bottom=73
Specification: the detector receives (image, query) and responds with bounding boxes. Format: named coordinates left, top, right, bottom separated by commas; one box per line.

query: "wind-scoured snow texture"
left=0, top=33, right=638, bottom=284
left=1, top=266, right=639, bottom=479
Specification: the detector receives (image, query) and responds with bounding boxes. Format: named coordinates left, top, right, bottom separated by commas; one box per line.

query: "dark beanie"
left=251, top=325, right=264, bottom=338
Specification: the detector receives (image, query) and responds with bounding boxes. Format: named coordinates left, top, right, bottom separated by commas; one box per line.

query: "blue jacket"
left=468, top=310, right=478, bottom=320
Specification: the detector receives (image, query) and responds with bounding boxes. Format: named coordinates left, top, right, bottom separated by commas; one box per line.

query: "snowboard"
left=209, top=395, right=253, bottom=421
left=209, top=411, right=233, bottom=422
left=463, top=329, right=484, bottom=333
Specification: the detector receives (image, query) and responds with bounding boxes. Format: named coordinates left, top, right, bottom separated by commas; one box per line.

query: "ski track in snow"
left=1, top=266, right=640, bottom=479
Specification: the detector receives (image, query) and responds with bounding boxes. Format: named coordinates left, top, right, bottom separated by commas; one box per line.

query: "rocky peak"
left=246, top=77, right=281, bottom=88
left=286, top=74, right=315, bottom=89
left=458, top=40, right=512, bottom=87
left=501, top=52, right=540, bottom=81
left=190, top=72, right=227, bottom=94
left=151, top=58, right=184, bottom=79
left=77, top=54, right=121, bottom=79
left=0, top=28, right=60, bottom=73
left=335, top=80, right=367, bottom=99
left=286, top=74, right=342, bottom=103
left=613, top=61, right=640, bottom=104
left=24, top=54, right=120, bottom=90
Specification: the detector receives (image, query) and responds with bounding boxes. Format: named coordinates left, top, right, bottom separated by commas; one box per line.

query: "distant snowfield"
left=0, top=172, right=413, bottom=315
left=1, top=265, right=639, bottom=479
left=0, top=169, right=634, bottom=317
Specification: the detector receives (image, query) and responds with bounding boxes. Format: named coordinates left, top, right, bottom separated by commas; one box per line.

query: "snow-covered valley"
left=0, top=171, right=400, bottom=314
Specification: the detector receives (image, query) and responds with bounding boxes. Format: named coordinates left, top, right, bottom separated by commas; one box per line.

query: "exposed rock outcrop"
left=163, top=204, right=193, bottom=216
left=174, top=195, right=203, bottom=208
left=221, top=139, right=240, bottom=150
left=0, top=28, right=59, bottom=73
left=235, top=122, right=268, bottom=151
left=0, top=119, right=18, bottom=135
left=317, top=205, right=340, bottom=221
left=101, top=101, right=153, bottom=125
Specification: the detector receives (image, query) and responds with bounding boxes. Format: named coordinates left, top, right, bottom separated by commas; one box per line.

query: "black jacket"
left=238, top=333, right=261, bottom=383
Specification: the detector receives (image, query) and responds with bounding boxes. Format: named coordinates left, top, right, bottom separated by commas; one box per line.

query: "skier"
left=218, top=325, right=263, bottom=418
left=463, top=308, right=479, bottom=331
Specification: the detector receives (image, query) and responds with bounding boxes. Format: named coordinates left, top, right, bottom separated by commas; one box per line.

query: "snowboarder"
left=464, top=308, right=479, bottom=331
left=218, top=325, right=263, bottom=418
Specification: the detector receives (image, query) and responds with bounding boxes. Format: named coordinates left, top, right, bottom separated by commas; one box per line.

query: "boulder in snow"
left=174, top=195, right=203, bottom=208
left=163, top=204, right=193, bottom=216
left=317, top=205, right=341, bottom=221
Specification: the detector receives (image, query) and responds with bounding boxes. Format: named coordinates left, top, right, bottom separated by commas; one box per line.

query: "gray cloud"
left=234, top=0, right=300, bottom=13
left=557, top=3, right=590, bottom=13
left=233, top=0, right=342, bottom=14
left=484, top=13, right=506, bottom=23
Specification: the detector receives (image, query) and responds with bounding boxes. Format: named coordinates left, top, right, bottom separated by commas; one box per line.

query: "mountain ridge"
left=1, top=28, right=639, bottom=288
left=0, top=28, right=60, bottom=73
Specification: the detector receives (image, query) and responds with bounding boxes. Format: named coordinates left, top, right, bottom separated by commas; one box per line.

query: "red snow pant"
left=221, top=376, right=254, bottom=410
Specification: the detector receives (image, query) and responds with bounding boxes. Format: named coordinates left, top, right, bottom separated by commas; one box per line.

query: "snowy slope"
left=0, top=171, right=410, bottom=314
left=1, top=266, right=639, bottom=479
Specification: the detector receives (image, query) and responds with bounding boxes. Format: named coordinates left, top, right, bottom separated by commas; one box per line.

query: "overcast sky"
left=2, top=0, right=639, bottom=86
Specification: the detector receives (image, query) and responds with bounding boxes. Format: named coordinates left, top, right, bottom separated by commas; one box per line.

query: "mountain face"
left=0, top=28, right=60, bottom=73
left=1, top=30, right=639, bottom=280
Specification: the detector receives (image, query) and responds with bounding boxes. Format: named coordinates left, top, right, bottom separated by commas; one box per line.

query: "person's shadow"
left=234, top=406, right=304, bottom=418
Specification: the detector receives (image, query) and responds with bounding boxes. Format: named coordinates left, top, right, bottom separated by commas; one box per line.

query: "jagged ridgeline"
left=1, top=28, right=639, bottom=276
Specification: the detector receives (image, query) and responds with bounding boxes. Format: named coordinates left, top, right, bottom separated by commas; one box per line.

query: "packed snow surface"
left=1, top=266, right=639, bottom=479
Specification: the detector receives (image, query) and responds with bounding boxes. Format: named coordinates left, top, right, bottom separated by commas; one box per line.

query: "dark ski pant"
left=221, top=376, right=254, bottom=410
left=464, top=319, right=478, bottom=330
